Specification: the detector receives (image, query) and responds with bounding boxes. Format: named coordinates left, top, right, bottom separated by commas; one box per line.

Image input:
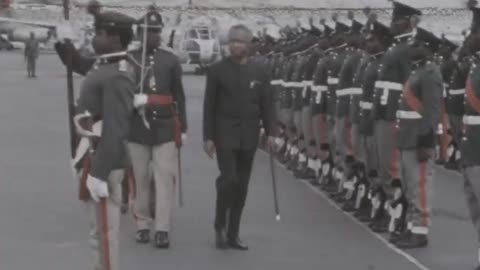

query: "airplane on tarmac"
left=162, top=15, right=222, bottom=74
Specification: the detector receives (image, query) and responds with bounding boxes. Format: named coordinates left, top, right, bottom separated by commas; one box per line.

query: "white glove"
left=133, top=94, right=148, bottom=108
left=56, top=24, right=76, bottom=42
left=86, top=175, right=109, bottom=202
left=181, top=133, right=187, bottom=143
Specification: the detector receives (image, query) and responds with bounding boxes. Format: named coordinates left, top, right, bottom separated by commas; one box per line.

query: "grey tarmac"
left=0, top=52, right=476, bottom=270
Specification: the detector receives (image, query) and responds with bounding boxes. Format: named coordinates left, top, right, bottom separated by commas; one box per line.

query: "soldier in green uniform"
left=311, top=26, right=333, bottom=150
left=72, top=11, right=136, bottom=270
left=24, top=32, right=39, bottom=78
left=435, top=37, right=459, bottom=168
left=279, top=47, right=296, bottom=138
left=369, top=1, right=421, bottom=232
left=335, top=21, right=364, bottom=164
left=128, top=10, right=187, bottom=248
left=326, top=22, right=350, bottom=164
left=461, top=3, right=480, bottom=269
left=393, top=29, right=443, bottom=249
left=444, top=39, right=469, bottom=170
left=326, top=22, right=351, bottom=197
left=356, top=20, right=393, bottom=221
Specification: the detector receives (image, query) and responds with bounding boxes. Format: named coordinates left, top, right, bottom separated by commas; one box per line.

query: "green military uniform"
left=445, top=48, right=469, bottom=167
left=270, top=52, right=285, bottom=125
left=279, top=51, right=296, bottom=134
left=291, top=51, right=308, bottom=138
left=394, top=30, right=443, bottom=248
left=336, top=47, right=363, bottom=161
left=303, top=45, right=323, bottom=147
left=74, top=11, right=136, bottom=270
left=461, top=7, right=480, bottom=269
left=24, top=35, right=39, bottom=78
left=369, top=2, right=421, bottom=233
left=352, top=53, right=372, bottom=168
left=312, top=47, right=334, bottom=148
left=127, top=10, right=187, bottom=247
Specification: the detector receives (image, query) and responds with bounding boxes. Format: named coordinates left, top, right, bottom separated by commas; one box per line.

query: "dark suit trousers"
left=214, top=148, right=256, bottom=240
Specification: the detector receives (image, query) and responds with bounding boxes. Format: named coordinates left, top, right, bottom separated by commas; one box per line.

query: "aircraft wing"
left=0, top=16, right=57, bottom=29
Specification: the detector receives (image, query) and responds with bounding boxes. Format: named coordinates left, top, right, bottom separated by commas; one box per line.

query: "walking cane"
left=177, top=148, right=183, bottom=208
left=269, top=146, right=281, bottom=221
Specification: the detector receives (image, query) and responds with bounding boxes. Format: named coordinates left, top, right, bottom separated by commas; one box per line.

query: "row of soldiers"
left=254, top=0, right=480, bottom=261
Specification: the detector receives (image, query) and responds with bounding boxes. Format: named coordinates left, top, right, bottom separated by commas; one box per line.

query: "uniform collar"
left=394, top=29, right=416, bottom=41
left=412, top=59, right=432, bottom=69
left=371, top=51, right=385, bottom=59
left=97, top=51, right=128, bottom=65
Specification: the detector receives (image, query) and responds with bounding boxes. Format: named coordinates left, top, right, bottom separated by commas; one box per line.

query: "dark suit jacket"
left=203, top=57, right=275, bottom=150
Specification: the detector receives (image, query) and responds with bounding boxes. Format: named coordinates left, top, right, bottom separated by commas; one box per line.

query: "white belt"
left=396, top=110, right=422, bottom=119
left=360, top=101, right=373, bottom=110
left=312, top=85, right=328, bottom=92
left=281, top=81, right=292, bottom=87
left=449, top=89, right=465, bottom=95
left=375, top=81, right=403, bottom=91
left=303, top=80, right=313, bottom=87
left=327, top=77, right=339, bottom=85
left=270, top=79, right=283, bottom=86
left=463, top=115, right=480, bottom=125
left=282, top=81, right=304, bottom=88
left=290, top=81, right=305, bottom=88
left=376, top=81, right=403, bottom=105
left=336, top=87, right=363, bottom=96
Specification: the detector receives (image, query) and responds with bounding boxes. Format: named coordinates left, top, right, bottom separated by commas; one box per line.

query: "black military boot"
left=444, top=142, right=460, bottom=170
left=369, top=188, right=389, bottom=233
left=136, top=229, right=150, bottom=244
left=154, top=231, right=170, bottom=249
left=395, top=233, right=428, bottom=249
left=387, top=179, right=408, bottom=243
left=227, top=237, right=249, bottom=251
left=294, top=149, right=308, bottom=179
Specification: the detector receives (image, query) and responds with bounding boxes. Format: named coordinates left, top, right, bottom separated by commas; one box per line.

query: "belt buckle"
left=380, top=88, right=389, bottom=105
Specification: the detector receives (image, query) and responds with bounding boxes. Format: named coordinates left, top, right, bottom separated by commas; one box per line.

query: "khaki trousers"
left=128, top=142, right=178, bottom=232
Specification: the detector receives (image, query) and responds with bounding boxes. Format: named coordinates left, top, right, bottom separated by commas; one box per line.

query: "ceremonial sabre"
left=177, top=147, right=183, bottom=208
left=139, top=15, right=150, bottom=129
left=269, top=147, right=281, bottom=221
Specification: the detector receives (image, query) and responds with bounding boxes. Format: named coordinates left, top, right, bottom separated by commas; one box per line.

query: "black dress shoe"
left=135, top=229, right=150, bottom=243
left=154, top=231, right=170, bottom=249
left=215, top=230, right=228, bottom=250
left=369, top=217, right=389, bottom=233
left=389, top=229, right=411, bottom=244
left=228, top=238, right=249, bottom=251
left=395, top=233, right=428, bottom=249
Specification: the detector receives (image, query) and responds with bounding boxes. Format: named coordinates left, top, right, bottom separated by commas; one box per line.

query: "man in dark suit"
left=203, top=24, right=275, bottom=251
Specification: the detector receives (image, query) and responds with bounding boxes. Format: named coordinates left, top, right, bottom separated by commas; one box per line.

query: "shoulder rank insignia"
left=149, top=75, right=156, bottom=90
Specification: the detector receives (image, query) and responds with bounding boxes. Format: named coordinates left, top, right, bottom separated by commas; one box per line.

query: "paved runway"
left=0, top=52, right=477, bottom=270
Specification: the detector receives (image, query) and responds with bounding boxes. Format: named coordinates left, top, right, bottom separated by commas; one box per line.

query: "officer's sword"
left=177, top=147, right=183, bottom=208
left=139, top=15, right=150, bottom=130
